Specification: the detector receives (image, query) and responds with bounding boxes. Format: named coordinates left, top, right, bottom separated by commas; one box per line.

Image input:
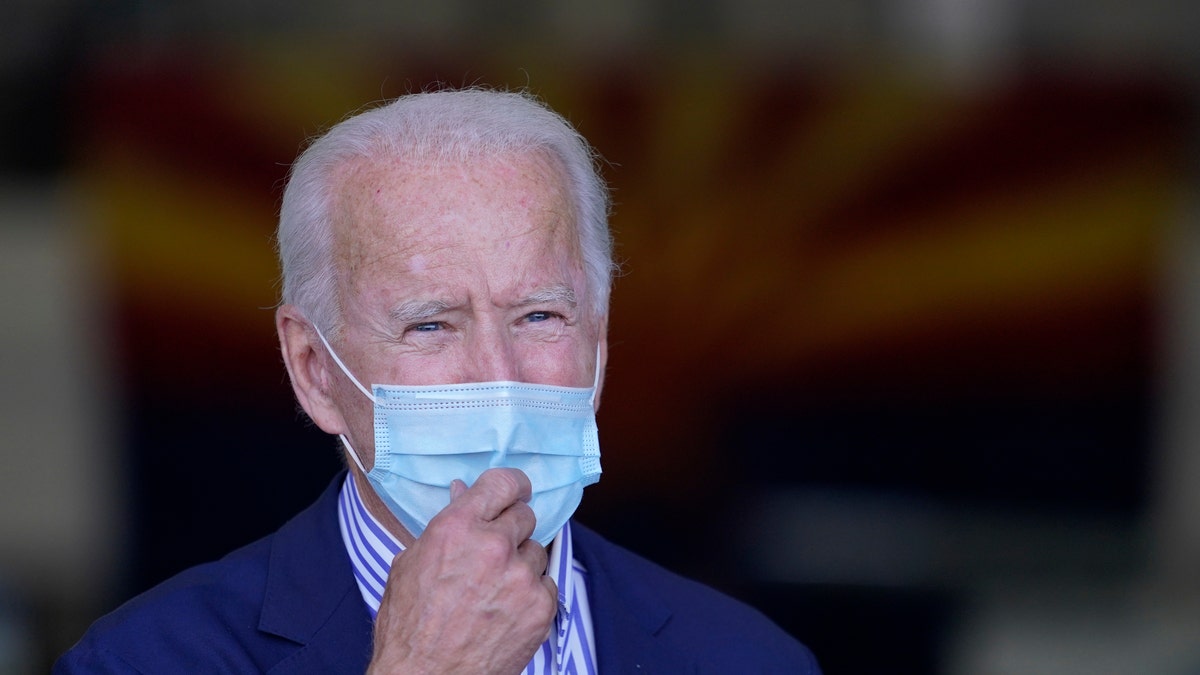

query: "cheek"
left=333, top=379, right=377, bottom=450
left=373, top=352, right=470, bottom=387
left=516, top=342, right=592, bottom=387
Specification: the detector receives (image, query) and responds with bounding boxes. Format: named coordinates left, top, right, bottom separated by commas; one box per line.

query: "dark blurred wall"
left=3, top=2, right=1199, bottom=673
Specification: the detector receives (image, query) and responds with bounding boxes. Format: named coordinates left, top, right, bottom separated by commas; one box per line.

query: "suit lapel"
left=257, top=473, right=375, bottom=674
left=571, top=522, right=696, bottom=674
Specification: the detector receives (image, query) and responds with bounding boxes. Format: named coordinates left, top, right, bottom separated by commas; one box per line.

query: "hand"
left=366, top=468, right=558, bottom=675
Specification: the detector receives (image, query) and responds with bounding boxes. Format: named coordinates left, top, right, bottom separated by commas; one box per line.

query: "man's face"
left=323, top=149, right=605, bottom=468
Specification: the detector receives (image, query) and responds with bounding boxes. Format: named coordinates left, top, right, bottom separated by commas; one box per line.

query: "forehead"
left=329, top=149, right=582, bottom=283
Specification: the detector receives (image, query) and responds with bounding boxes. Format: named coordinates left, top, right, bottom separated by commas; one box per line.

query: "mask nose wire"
left=314, top=327, right=376, bottom=403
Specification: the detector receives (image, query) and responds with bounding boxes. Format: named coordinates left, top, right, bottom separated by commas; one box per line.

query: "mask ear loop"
left=314, top=327, right=376, bottom=402
left=588, top=343, right=602, bottom=407
left=313, top=326, right=374, bottom=474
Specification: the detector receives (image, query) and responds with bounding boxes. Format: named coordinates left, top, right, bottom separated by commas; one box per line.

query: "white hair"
left=276, top=88, right=614, bottom=335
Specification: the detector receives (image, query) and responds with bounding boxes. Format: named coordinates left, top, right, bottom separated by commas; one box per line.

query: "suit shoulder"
left=55, top=535, right=288, bottom=673
left=571, top=523, right=821, bottom=673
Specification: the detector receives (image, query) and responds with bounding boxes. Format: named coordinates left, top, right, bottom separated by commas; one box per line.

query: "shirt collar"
left=336, top=473, right=575, bottom=619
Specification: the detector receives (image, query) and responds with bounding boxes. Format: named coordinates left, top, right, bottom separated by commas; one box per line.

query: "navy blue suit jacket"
left=56, top=474, right=820, bottom=673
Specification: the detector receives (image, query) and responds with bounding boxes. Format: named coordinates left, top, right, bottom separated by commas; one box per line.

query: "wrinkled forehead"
left=327, top=148, right=584, bottom=277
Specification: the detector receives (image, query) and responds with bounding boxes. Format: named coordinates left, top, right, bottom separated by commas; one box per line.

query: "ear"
left=593, top=315, right=609, bottom=412
left=276, top=304, right=348, bottom=435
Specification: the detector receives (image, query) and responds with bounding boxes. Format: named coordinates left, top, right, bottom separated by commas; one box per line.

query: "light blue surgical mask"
left=316, top=329, right=602, bottom=546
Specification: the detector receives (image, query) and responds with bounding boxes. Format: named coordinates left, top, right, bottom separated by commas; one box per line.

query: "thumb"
left=449, top=478, right=467, bottom=500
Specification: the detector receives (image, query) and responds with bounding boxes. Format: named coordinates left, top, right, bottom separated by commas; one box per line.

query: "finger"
left=490, top=497, right=538, bottom=544
left=460, top=468, right=532, bottom=521
left=539, top=575, right=559, bottom=625
left=515, top=536, right=550, bottom=576
left=541, top=574, right=558, bottom=598
left=449, top=478, right=467, bottom=500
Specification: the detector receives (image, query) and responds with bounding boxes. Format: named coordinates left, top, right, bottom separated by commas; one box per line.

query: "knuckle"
left=426, top=506, right=468, bottom=537
left=476, top=531, right=511, bottom=563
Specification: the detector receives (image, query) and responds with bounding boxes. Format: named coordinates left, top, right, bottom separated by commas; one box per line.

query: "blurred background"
left=2, top=1, right=1198, bottom=673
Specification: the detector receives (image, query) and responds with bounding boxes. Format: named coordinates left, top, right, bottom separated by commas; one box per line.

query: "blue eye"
left=411, top=322, right=442, bottom=332
left=525, top=312, right=552, bottom=323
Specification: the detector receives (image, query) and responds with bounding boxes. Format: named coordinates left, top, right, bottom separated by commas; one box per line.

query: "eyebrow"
left=389, top=299, right=452, bottom=324
left=387, top=284, right=577, bottom=324
left=515, top=284, right=577, bottom=308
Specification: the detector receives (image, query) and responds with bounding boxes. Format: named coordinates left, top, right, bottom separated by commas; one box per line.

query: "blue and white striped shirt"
left=337, top=476, right=598, bottom=674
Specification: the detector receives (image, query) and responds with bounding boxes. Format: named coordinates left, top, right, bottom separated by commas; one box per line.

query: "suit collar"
left=250, top=478, right=689, bottom=673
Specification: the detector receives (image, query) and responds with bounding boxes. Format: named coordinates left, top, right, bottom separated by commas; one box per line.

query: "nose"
left=466, top=329, right=518, bottom=383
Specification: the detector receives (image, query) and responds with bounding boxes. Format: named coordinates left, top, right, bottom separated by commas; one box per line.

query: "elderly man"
left=56, top=89, right=821, bottom=673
